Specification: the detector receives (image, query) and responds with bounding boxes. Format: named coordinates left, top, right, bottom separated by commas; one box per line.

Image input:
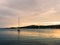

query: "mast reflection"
left=18, top=30, right=20, bottom=40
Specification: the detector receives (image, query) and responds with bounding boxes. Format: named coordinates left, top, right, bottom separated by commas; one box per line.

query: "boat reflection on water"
left=17, top=29, right=20, bottom=40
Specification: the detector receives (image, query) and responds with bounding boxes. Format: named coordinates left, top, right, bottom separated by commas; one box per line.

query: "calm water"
left=0, top=29, right=60, bottom=45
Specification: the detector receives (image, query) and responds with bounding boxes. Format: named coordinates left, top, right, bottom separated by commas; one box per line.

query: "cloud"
left=0, top=0, right=60, bottom=27
left=6, top=0, right=37, bottom=11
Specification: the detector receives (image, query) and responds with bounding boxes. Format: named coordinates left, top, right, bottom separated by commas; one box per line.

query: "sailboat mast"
left=18, top=16, right=20, bottom=30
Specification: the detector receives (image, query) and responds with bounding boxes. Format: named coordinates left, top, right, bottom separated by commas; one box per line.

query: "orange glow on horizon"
left=20, top=22, right=60, bottom=27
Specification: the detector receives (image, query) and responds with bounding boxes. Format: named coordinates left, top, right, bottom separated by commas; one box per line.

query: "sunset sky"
left=0, top=0, right=60, bottom=28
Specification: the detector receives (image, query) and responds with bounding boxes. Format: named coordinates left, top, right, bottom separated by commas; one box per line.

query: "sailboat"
left=17, top=16, right=20, bottom=40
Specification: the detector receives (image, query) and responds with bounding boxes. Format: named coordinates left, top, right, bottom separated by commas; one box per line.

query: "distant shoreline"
left=8, top=25, right=60, bottom=29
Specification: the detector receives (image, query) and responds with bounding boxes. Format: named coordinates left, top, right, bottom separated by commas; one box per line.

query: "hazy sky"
left=0, top=0, right=60, bottom=27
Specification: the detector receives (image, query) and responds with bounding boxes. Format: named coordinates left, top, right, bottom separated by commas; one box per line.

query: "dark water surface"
left=0, top=29, right=60, bottom=45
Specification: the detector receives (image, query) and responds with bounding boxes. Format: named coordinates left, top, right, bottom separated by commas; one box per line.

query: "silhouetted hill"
left=9, top=25, right=60, bottom=29
left=19, top=25, right=60, bottom=29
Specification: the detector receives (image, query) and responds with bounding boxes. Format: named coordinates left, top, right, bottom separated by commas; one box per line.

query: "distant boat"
left=17, top=28, right=20, bottom=32
left=18, top=30, right=20, bottom=31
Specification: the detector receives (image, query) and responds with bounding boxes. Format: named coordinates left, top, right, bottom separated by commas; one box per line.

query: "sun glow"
left=51, top=22, right=60, bottom=25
